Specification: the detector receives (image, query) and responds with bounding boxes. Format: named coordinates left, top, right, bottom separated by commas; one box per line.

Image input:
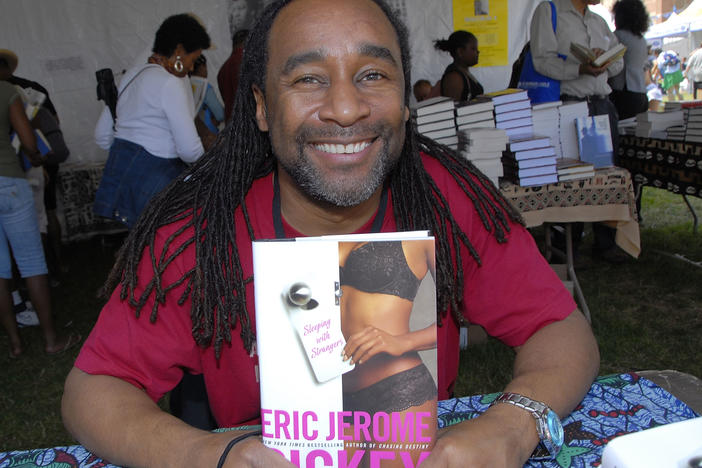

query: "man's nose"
left=318, top=80, right=371, bottom=127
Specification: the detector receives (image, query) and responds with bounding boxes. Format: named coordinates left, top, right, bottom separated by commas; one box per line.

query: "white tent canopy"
left=0, top=0, right=550, bottom=165
left=646, top=0, right=702, bottom=40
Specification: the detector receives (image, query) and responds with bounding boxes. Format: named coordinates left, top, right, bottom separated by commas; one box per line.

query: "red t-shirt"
left=76, top=154, right=575, bottom=427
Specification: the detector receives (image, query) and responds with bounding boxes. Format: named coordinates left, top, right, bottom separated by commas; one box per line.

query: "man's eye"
left=295, top=75, right=321, bottom=85
left=362, top=71, right=385, bottom=81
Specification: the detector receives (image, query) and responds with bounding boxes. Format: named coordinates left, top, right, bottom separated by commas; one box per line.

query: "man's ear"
left=403, top=105, right=410, bottom=123
left=252, top=84, right=269, bottom=132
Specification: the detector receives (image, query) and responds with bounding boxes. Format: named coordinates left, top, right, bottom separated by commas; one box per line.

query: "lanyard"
left=271, top=170, right=389, bottom=239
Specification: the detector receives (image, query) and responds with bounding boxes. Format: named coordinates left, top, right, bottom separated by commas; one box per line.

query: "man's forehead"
left=267, top=0, right=402, bottom=67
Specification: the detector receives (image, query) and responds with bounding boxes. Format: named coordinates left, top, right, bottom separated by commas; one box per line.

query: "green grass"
left=456, top=187, right=702, bottom=396
left=1, top=187, right=701, bottom=452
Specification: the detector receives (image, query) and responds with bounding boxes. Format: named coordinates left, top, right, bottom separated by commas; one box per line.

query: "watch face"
left=546, top=410, right=564, bottom=447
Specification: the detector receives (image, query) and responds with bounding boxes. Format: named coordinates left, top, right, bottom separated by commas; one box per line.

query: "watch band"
left=492, top=392, right=563, bottom=460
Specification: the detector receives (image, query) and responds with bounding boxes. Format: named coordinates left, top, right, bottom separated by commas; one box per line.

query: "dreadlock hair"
left=101, top=0, right=523, bottom=359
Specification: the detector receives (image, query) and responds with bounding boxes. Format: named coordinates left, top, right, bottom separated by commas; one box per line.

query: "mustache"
left=295, top=123, right=388, bottom=143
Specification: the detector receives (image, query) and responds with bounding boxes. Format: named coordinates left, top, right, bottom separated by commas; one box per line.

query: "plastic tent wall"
left=0, top=0, right=548, bottom=164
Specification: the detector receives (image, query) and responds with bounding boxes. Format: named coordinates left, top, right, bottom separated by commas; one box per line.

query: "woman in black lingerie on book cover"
left=339, top=239, right=437, bottom=467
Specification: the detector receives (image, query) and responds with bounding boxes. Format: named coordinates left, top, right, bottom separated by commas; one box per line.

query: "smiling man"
left=62, top=1, right=599, bottom=467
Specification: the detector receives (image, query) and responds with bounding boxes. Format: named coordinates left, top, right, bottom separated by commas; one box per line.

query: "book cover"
left=414, top=96, right=454, bottom=117
left=569, top=42, right=626, bottom=67
left=558, top=171, right=594, bottom=181
left=504, top=125, right=533, bottom=138
left=503, top=155, right=557, bottom=169
left=417, top=118, right=456, bottom=134
left=455, top=97, right=494, bottom=116
left=482, top=88, right=529, bottom=106
left=496, top=117, right=533, bottom=130
left=493, top=99, right=532, bottom=114
left=556, top=158, right=595, bottom=175
left=512, top=173, right=558, bottom=187
left=253, top=232, right=438, bottom=468
left=423, top=127, right=457, bottom=140
left=455, top=110, right=494, bottom=126
left=494, top=108, right=532, bottom=123
left=508, top=135, right=551, bottom=152
left=12, top=129, right=51, bottom=171
left=506, top=145, right=555, bottom=161
left=415, top=110, right=456, bottom=126
left=457, top=119, right=495, bottom=131
left=575, top=115, right=613, bottom=168
left=503, top=163, right=556, bottom=178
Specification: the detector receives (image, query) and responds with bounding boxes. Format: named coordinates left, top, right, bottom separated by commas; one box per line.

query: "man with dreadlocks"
left=62, top=0, right=599, bottom=466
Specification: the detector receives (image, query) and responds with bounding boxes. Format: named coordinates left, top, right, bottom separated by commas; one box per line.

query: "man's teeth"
left=315, top=141, right=371, bottom=154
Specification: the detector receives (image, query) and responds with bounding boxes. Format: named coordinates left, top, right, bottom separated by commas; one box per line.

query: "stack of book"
left=483, top=89, right=533, bottom=139
left=502, top=135, right=558, bottom=186
left=684, top=107, right=702, bottom=143
left=413, top=96, right=457, bottom=148
left=617, top=116, right=637, bottom=136
left=532, top=100, right=563, bottom=158
left=457, top=128, right=508, bottom=186
left=665, top=101, right=702, bottom=143
left=634, top=110, right=685, bottom=139
left=454, top=97, right=495, bottom=133
left=556, top=158, right=595, bottom=182
left=558, top=101, right=589, bottom=160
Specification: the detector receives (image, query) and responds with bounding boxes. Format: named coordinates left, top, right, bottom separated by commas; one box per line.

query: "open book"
left=253, top=231, right=438, bottom=467
left=570, top=42, right=626, bottom=68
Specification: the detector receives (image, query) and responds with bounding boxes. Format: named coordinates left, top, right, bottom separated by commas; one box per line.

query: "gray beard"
left=280, top=132, right=400, bottom=208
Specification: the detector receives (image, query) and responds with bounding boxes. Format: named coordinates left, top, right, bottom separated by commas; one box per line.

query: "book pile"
left=502, top=135, right=558, bottom=186
left=454, top=97, right=495, bottom=133
left=483, top=89, right=533, bottom=139
left=684, top=107, right=702, bottom=143
left=558, top=101, right=589, bottom=160
left=617, top=116, right=637, bottom=136
left=532, top=100, right=563, bottom=158
left=412, top=96, right=457, bottom=148
left=634, top=110, right=685, bottom=139
left=556, top=158, right=595, bottom=182
left=457, top=128, right=508, bottom=186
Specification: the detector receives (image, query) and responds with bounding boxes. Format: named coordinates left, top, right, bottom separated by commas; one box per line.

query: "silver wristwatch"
left=492, top=392, right=564, bottom=459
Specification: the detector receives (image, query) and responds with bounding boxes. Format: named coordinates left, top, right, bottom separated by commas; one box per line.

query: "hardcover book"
left=482, top=88, right=529, bottom=106
left=570, top=42, right=626, bottom=67
left=253, top=232, right=438, bottom=468
left=575, top=115, right=614, bottom=168
left=413, top=96, right=454, bottom=117
left=455, top=97, right=494, bottom=116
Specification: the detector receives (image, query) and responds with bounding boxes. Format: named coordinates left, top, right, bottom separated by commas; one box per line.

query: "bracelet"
left=216, top=430, right=262, bottom=468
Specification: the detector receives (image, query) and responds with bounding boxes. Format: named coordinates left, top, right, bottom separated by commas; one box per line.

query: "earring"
left=174, top=56, right=184, bottom=73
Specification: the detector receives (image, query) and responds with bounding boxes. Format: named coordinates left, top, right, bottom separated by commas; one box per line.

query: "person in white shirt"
left=93, top=13, right=210, bottom=228
left=530, top=0, right=627, bottom=263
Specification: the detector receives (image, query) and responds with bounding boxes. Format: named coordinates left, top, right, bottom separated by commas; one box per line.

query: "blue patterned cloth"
left=1, top=373, right=698, bottom=468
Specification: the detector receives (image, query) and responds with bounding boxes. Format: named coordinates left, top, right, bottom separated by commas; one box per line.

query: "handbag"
left=517, top=1, right=563, bottom=104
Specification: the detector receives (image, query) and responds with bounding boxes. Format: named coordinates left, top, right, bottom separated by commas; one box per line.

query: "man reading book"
left=530, top=0, right=626, bottom=263
left=62, top=1, right=599, bottom=467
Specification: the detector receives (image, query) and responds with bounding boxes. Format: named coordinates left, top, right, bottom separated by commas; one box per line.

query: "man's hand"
left=218, top=434, right=296, bottom=468
left=579, top=62, right=608, bottom=76
left=419, top=404, right=536, bottom=468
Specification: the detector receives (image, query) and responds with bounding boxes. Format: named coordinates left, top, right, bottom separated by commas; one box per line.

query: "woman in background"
left=0, top=62, right=79, bottom=357
left=609, top=0, right=650, bottom=120
left=93, top=13, right=210, bottom=228
left=434, top=30, right=483, bottom=101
